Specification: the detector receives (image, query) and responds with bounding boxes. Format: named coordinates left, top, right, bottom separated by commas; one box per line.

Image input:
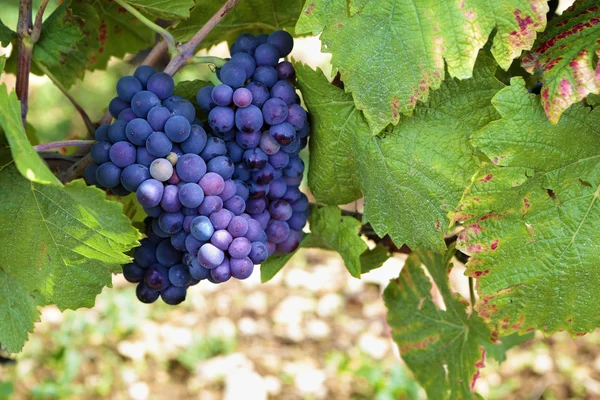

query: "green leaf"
left=260, top=233, right=311, bottom=283
left=173, top=79, right=211, bottom=102
left=304, top=206, right=367, bottom=277
left=384, top=249, right=492, bottom=399
left=33, top=1, right=84, bottom=68
left=0, top=166, right=140, bottom=351
left=124, top=0, right=195, bottom=20
left=297, top=0, right=548, bottom=133
left=484, top=332, right=534, bottom=364
left=522, top=0, right=600, bottom=124
left=0, top=84, right=60, bottom=185
left=453, top=78, right=600, bottom=335
left=296, top=55, right=503, bottom=251
left=360, top=245, right=390, bottom=274
left=0, top=19, right=15, bottom=47
left=172, top=0, right=304, bottom=45
left=0, top=269, right=40, bottom=354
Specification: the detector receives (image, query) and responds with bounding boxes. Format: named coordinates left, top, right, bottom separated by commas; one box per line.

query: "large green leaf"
left=296, top=56, right=503, bottom=251
left=296, top=0, right=548, bottom=133
left=124, top=0, right=194, bottom=20
left=384, top=249, right=493, bottom=399
left=0, top=166, right=140, bottom=352
left=522, top=0, right=600, bottom=124
left=33, top=1, right=84, bottom=68
left=171, top=0, right=304, bottom=46
left=0, top=19, right=15, bottom=46
left=452, top=78, right=600, bottom=335
left=0, top=84, right=60, bottom=185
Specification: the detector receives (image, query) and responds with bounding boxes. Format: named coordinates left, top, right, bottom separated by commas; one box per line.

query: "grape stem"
left=190, top=56, right=228, bottom=68
left=33, top=140, right=95, bottom=152
left=113, top=0, right=178, bottom=55
left=207, top=70, right=223, bottom=86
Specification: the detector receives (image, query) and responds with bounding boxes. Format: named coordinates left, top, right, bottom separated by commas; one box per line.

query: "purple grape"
left=207, top=156, right=235, bottom=180
left=150, top=158, right=173, bottom=182
left=219, top=180, right=237, bottom=201
left=165, top=115, right=191, bottom=143
left=286, top=104, right=307, bottom=130
left=156, top=240, right=181, bottom=267
left=125, top=118, right=152, bottom=146
left=229, top=237, right=252, bottom=259
left=181, top=125, right=208, bottom=155
left=271, top=80, right=297, bottom=104
left=210, top=208, right=234, bottom=230
left=168, top=264, right=192, bottom=287
left=252, top=66, right=278, bottom=88
left=211, top=84, right=234, bottom=106
left=199, top=195, right=224, bottom=215
left=247, top=182, right=270, bottom=198
left=170, top=230, right=187, bottom=251
left=244, top=219, right=263, bottom=241
left=176, top=154, right=206, bottom=183
left=284, top=156, right=304, bottom=178
left=199, top=243, right=225, bottom=269
left=292, top=194, right=309, bottom=212
left=246, top=81, right=270, bottom=108
left=270, top=122, right=296, bottom=146
left=226, top=141, right=244, bottom=164
left=208, top=106, right=235, bottom=133
left=233, top=164, right=252, bottom=181
left=254, top=43, right=280, bottom=67
left=145, top=264, right=170, bottom=290
left=220, top=62, right=247, bottom=88
left=137, top=179, right=164, bottom=207
left=252, top=210, right=271, bottom=229
left=189, top=258, right=211, bottom=280
left=163, top=96, right=196, bottom=123
left=282, top=186, right=302, bottom=203
left=134, top=240, right=158, bottom=267
left=147, top=106, right=171, bottom=131
left=266, top=220, right=290, bottom=244
left=211, top=259, right=232, bottom=282
left=211, top=229, right=233, bottom=251
left=236, top=130, right=261, bottom=149
left=249, top=242, right=269, bottom=264
left=147, top=72, right=174, bottom=100
left=109, top=97, right=129, bottom=119
left=259, top=132, right=281, bottom=155
left=159, top=211, right=184, bottom=234
left=267, top=178, right=287, bottom=199
left=232, top=88, right=252, bottom=108
left=190, top=215, right=214, bottom=241
left=95, top=124, right=110, bottom=141
left=224, top=195, right=246, bottom=215
left=230, top=257, right=254, bottom=279
left=185, top=234, right=203, bottom=255
left=136, top=282, right=160, bottom=303
left=146, top=132, right=172, bottom=158
left=131, top=90, right=161, bottom=118
left=118, top=108, right=137, bottom=122
left=228, top=215, right=249, bottom=237
left=123, top=262, right=145, bottom=283
left=152, top=217, right=171, bottom=238
left=199, top=172, right=225, bottom=196
left=200, top=136, right=227, bottom=160
left=108, top=141, right=136, bottom=168
left=288, top=211, right=308, bottom=231
left=234, top=33, right=258, bottom=54
left=276, top=61, right=296, bottom=80
left=268, top=152, right=290, bottom=169
left=161, top=285, right=187, bottom=305
left=120, top=164, right=150, bottom=192
left=235, top=105, right=263, bottom=133
left=196, top=85, right=215, bottom=111
left=96, top=162, right=122, bottom=188
left=117, top=76, right=142, bottom=102
left=179, top=183, right=205, bottom=208
left=134, top=65, right=156, bottom=88
left=252, top=163, right=276, bottom=185
left=269, top=199, right=293, bottom=221
left=298, top=123, right=311, bottom=139
left=243, top=148, right=268, bottom=171
left=246, top=196, right=267, bottom=214
left=144, top=206, right=163, bottom=218
left=108, top=120, right=128, bottom=143
left=159, top=185, right=181, bottom=212
left=91, top=141, right=111, bottom=164
left=234, top=180, right=249, bottom=200
left=267, top=30, right=294, bottom=57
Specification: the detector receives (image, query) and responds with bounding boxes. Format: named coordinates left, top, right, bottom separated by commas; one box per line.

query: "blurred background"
left=2, top=0, right=598, bottom=399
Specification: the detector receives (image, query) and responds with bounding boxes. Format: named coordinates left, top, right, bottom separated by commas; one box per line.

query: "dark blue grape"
left=159, top=211, right=184, bottom=234
left=160, top=185, right=182, bottom=212
left=254, top=43, right=280, bottom=67
left=145, top=264, right=170, bottom=290
left=131, top=90, right=161, bottom=118
left=136, top=147, right=156, bottom=167
left=156, top=239, right=181, bottom=267
left=196, top=85, right=215, bottom=111
left=146, top=132, right=173, bottom=157
left=95, top=124, right=110, bottom=142
left=109, top=141, right=136, bottom=168
left=200, top=136, right=227, bottom=159
left=230, top=52, right=256, bottom=77
left=226, top=141, right=244, bottom=163
left=298, top=123, right=311, bottom=139
left=118, top=108, right=137, bottom=122
left=211, top=84, right=234, bottom=106
left=246, top=196, right=267, bottom=214
left=282, top=185, right=302, bottom=203
left=220, top=62, right=247, bottom=88
left=168, top=263, right=192, bottom=287
left=233, top=88, right=253, bottom=108
left=109, top=97, right=129, bottom=119
left=137, top=179, right=164, bottom=207
left=179, top=183, right=205, bottom=208
left=268, top=152, right=289, bottom=169
left=181, top=125, right=208, bottom=155
left=189, top=258, right=211, bottom=280
left=247, top=181, right=270, bottom=199
left=147, top=72, right=175, bottom=100
left=211, top=229, right=233, bottom=251
left=281, top=137, right=302, bottom=155
left=253, top=210, right=271, bottom=229
left=96, top=162, right=122, bottom=188
left=165, top=115, right=191, bottom=143
left=91, top=141, right=111, bottom=164
left=268, top=199, right=293, bottom=221
left=125, top=118, right=152, bottom=146
left=147, top=106, right=171, bottom=131
left=233, top=164, right=252, bottom=181
left=266, top=220, right=290, bottom=244
left=85, top=163, right=98, bottom=185
left=207, top=156, right=234, bottom=180
left=234, top=33, right=258, bottom=55
left=292, top=193, right=309, bottom=212
left=121, top=164, right=150, bottom=192
left=248, top=241, right=268, bottom=264
left=199, top=243, right=225, bottom=269
left=152, top=218, right=171, bottom=238
left=117, top=76, right=143, bottom=102
left=246, top=81, right=270, bottom=108
left=287, top=210, right=308, bottom=231
left=185, top=234, right=203, bottom=255
left=199, top=195, right=223, bottom=215
left=135, top=240, right=158, bottom=267
left=161, top=285, right=187, bottom=305
left=136, top=282, right=160, bottom=303
left=267, top=178, right=287, bottom=199
left=134, top=65, right=156, bottom=88
left=262, top=97, right=288, bottom=125
left=163, top=96, right=196, bottom=123
left=108, top=120, right=128, bottom=143
left=276, top=61, right=295, bottom=80
left=234, top=180, right=249, bottom=201
left=284, top=156, right=304, bottom=177
left=176, top=154, right=206, bottom=183
left=267, top=30, right=294, bottom=57
left=190, top=216, right=214, bottom=241
left=243, top=148, right=268, bottom=171
left=276, top=229, right=302, bottom=253
left=252, top=164, right=276, bottom=185
left=252, top=66, right=278, bottom=88
left=235, top=105, right=263, bottom=133
left=145, top=206, right=163, bottom=219
left=235, top=130, right=261, bottom=149
left=270, top=122, right=296, bottom=146
left=271, top=80, right=297, bottom=104
left=170, top=230, right=187, bottom=251
left=208, top=106, right=235, bottom=133
left=284, top=175, right=303, bottom=186
left=123, top=262, right=145, bottom=283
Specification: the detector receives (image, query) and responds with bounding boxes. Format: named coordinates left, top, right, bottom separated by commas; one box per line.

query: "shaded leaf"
left=360, top=245, right=391, bottom=274
left=0, top=19, right=15, bottom=46
left=452, top=78, right=600, bottom=335
left=173, top=79, right=211, bottom=102
left=297, top=0, right=548, bottom=133
left=0, top=84, right=60, bottom=185
left=296, top=56, right=503, bottom=251
left=124, top=0, right=194, bottom=20
left=522, top=0, right=600, bottom=124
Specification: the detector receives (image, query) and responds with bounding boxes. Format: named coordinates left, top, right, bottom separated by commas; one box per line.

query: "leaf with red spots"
left=121, top=0, right=194, bottom=20
left=522, top=0, right=600, bottom=124
left=452, top=78, right=600, bottom=335
left=296, top=0, right=548, bottom=133
left=296, top=55, right=503, bottom=251
left=384, top=249, right=494, bottom=399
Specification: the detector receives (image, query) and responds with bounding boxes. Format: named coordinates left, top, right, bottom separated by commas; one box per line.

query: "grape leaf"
left=384, top=249, right=493, bottom=399
left=303, top=205, right=367, bottom=277
left=0, top=84, right=60, bottom=185
left=0, top=166, right=140, bottom=351
left=296, top=56, right=503, bottom=251
left=173, top=79, right=211, bottom=102
left=484, top=332, right=534, bottom=363
left=124, top=0, right=194, bottom=20
left=296, top=0, right=548, bottom=133
left=522, top=0, right=600, bottom=124
left=33, top=1, right=84, bottom=68
left=0, top=19, right=15, bottom=47
left=171, top=0, right=304, bottom=45
left=360, top=245, right=390, bottom=274
left=452, top=78, right=600, bottom=335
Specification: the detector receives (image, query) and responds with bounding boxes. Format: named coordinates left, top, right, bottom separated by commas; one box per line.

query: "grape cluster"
left=196, top=30, right=310, bottom=257
left=87, top=30, right=310, bottom=305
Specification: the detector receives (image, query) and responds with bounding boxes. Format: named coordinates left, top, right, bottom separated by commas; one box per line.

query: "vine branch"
left=31, top=0, right=49, bottom=43
left=16, top=0, right=33, bottom=127
left=34, top=140, right=95, bottom=152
